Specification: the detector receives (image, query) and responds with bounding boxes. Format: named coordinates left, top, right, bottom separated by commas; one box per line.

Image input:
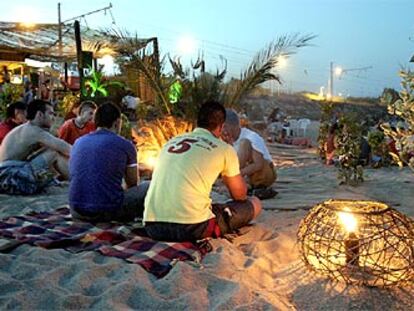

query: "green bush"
left=381, top=70, right=414, bottom=170
left=336, top=114, right=364, bottom=185
left=0, top=83, right=24, bottom=119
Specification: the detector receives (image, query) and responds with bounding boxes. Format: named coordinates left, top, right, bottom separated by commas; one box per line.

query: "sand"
left=0, top=143, right=413, bottom=310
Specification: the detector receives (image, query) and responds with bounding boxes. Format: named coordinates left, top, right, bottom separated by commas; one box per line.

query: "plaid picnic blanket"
left=0, top=206, right=211, bottom=278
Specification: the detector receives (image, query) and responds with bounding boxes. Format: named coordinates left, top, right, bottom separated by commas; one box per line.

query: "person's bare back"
left=0, top=123, right=65, bottom=161
left=0, top=100, right=71, bottom=179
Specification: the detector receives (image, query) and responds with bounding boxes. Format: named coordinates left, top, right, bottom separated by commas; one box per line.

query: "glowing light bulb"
left=277, top=55, right=288, bottom=68
left=334, top=67, right=343, bottom=76
left=145, top=156, right=157, bottom=169
left=177, top=35, right=197, bottom=55
left=338, top=210, right=357, bottom=232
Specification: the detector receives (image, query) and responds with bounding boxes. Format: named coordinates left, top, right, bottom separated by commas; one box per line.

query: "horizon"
left=1, top=0, right=413, bottom=97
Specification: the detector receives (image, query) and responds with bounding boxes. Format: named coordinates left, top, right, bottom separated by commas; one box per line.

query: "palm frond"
left=106, top=28, right=171, bottom=114
left=226, top=33, right=316, bottom=108
left=169, top=55, right=187, bottom=79
left=192, top=53, right=205, bottom=73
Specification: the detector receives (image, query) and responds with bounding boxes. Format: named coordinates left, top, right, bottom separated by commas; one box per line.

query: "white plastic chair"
left=287, top=119, right=299, bottom=136
left=297, top=118, right=311, bottom=137
left=267, top=122, right=282, bottom=141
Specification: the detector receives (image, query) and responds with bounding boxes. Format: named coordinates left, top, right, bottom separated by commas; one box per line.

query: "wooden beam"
left=74, top=20, right=85, bottom=96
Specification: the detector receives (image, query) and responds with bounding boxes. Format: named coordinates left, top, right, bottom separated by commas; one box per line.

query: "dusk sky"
left=2, top=0, right=414, bottom=97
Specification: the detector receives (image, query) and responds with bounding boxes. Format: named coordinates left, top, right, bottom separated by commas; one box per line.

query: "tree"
left=381, top=70, right=414, bottom=170
left=84, top=66, right=124, bottom=98
left=0, top=83, right=23, bottom=119
left=336, top=114, right=364, bottom=185
left=112, top=31, right=315, bottom=166
left=110, top=30, right=315, bottom=121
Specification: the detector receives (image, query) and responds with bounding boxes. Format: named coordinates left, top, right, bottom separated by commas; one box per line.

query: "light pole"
left=328, top=62, right=372, bottom=98
left=328, top=61, right=333, bottom=99
left=58, top=3, right=62, bottom=56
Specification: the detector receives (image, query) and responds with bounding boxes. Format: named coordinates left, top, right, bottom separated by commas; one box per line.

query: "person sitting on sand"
left=325, top=123, right=338, bottom=165
left=143, top=101, right=262, bottom=242
left=58, top=100, right=97, bottom=145
left=69, top=102, right=149, bottom=222
left=0, top=101, right=27, bottom=144
left=223, top=109, right=277, bottom=191
left=0, top=100, right=71, bottom=194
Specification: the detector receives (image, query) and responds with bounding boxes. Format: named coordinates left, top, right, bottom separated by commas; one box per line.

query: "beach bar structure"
left=0, top=21, right=158, bottom=102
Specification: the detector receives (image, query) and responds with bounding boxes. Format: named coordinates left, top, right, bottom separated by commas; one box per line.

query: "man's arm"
left=240, top=149, right=265, bottom=177
left=222, top=174, right=247, bottom=201
left=125, top=165, right=139, bottom=188
left=37, top=130, right=71, bottom=157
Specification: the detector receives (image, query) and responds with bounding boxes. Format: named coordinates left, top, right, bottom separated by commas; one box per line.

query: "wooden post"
left=152, top=37, right=160, bottom=76
left=93, top=58, right=98, bottom=71
left=64, top=62, right=68, bottom=91
left=74, top=20, right=85, bottom=96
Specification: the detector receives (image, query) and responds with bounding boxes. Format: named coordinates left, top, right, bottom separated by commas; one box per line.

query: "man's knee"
left=137, top=180, right=151, bottom=201
left=249, top=196, right=262, bottom=218
left=38, top=149, right=58, bottom=163
left=238, top=139, right=253, bottom=165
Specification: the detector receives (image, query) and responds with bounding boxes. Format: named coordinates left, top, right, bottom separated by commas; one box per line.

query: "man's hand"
left=240, top=149, right=265, bottom=176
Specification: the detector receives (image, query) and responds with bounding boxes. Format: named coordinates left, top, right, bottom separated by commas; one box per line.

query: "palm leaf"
left=192, top=53, right=205, bottom=73
left=225, top=33, right=316, bottom=108
left=96, top=86, right=108, bottom=97
left=169, top=55, right=187, bottom=79
left=106, top=28, right=171, bottom=114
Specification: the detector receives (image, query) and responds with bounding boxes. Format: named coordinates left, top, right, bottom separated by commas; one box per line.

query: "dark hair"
left=197, top=100, right=226, bottom=131
left=78, top=100, right=97, bottom=114
left=26, top=100, right=51, bottom=120
left=6, top=101, right=27, bottom=119
left=94, top=102, right=121, bottom=128
left=329, top=122, right=338, bottom=134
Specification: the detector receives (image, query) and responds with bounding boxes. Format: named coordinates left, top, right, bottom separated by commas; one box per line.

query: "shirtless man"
left=0, top=100, right=71, bottom=194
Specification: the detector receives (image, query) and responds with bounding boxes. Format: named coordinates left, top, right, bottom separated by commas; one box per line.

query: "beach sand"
left=0, top=143, right=413, bottom=310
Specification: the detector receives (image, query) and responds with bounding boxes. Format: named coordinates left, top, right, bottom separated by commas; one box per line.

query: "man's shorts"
left=29, top=153, right=52, bottom=180
left=0, top=157, right=51, bottom=195
left=70, top=181, right=150, bottom=223
left=145, top=199, right=255, bottom=242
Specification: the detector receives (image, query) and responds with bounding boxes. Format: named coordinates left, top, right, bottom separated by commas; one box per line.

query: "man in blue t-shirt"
left=69, top=102, right=149, bottom=222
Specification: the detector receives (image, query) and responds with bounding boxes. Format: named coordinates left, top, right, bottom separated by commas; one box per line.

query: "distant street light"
left=328, top=61, right=372, bottom=99
left=177, top=35, right=197, bottom=55
left=334, top=67, right=343, bottom=76
left=277, top=55, right=288, bottom=68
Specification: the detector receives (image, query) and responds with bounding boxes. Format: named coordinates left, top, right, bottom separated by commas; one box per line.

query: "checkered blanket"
left=0, top=206, right=211, bottom=278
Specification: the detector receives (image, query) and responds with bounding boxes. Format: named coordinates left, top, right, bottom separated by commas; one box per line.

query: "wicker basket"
left=297, top=199, right=414, bottom=287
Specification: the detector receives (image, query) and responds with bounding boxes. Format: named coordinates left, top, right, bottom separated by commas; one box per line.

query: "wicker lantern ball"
left=297, top=199, right=414, bottom=287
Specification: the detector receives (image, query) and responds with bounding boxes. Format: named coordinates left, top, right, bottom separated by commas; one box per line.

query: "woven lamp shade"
left=297, top=200, right=414, bottom=287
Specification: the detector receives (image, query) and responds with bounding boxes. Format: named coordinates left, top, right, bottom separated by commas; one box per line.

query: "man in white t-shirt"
left=143, top=101, right=262, bottom=242
left=223, top=109, right=276, bottom=189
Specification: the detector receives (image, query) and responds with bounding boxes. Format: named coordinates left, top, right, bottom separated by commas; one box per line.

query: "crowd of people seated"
left=0, top=95, right=281, bottom=242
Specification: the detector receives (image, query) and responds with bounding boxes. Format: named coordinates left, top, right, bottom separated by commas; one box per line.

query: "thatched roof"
left=0, top=22, right=154, bottom=62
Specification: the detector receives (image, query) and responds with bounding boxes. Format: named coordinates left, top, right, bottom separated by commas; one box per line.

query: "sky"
left=2, top=0, right=414, bottom=97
